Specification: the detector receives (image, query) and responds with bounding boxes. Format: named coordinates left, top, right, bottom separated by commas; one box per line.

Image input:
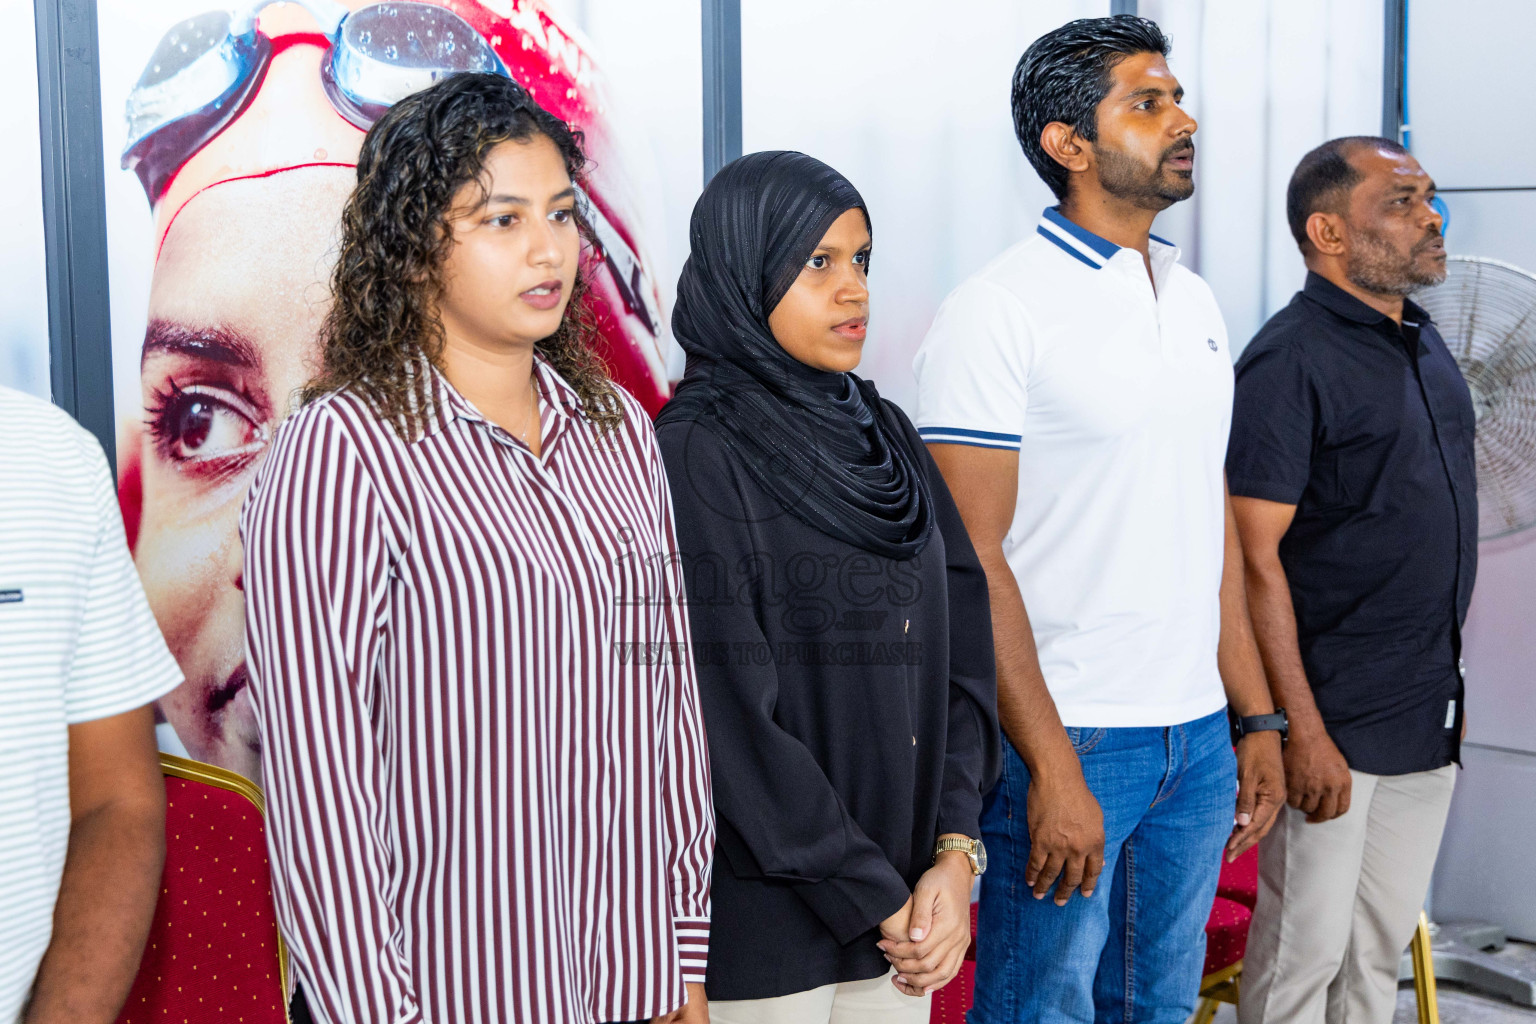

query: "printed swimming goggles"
left=123, top=0, right=659, bottom=335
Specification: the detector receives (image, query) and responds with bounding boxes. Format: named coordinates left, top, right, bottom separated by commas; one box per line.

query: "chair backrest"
left=115, top=754, right=289, bottom=1024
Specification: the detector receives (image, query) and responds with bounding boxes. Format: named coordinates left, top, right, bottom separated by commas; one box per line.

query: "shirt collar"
left=414, top=353, right=586, bottom=444
left=1036, top=206, right=1181, bottom=271
left=1301, top=271, right=1434, bottom=329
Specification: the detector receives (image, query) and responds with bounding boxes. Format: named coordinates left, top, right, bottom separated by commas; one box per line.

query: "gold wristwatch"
left=934, top=836, right=987, bottom=876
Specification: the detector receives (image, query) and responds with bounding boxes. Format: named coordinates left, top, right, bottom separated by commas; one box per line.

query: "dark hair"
left=1011, top=15, right=1171, bottom=199
left=303, top=72, right=622, bottom=435
left=1285, top=135, right=1410, bottom=249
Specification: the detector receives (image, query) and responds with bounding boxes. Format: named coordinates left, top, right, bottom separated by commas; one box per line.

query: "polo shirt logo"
left=1208, top=338, right=1218, bottom=351
left=0, top=589, right=22, bottom=604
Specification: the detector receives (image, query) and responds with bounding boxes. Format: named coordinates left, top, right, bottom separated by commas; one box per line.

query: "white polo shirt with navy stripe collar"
left=913, top=206, right=1232, bottom=728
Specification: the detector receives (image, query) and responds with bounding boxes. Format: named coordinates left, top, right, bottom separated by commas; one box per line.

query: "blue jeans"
left=972, top=707, right=1236, bottom=1024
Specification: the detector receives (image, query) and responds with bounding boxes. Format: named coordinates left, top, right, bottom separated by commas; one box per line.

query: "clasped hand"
left=876, top=851, right=974, bottom=997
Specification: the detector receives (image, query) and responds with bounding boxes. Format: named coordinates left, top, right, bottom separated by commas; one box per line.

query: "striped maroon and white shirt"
left=241, top=358, right=713, bottom=1024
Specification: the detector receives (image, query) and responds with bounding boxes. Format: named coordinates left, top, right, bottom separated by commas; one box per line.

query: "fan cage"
left=1413, top=256, right=1536, bottom=540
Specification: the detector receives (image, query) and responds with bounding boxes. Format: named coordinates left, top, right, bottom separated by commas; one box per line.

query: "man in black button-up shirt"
left=1228, top=137, right=1477, bottom=1024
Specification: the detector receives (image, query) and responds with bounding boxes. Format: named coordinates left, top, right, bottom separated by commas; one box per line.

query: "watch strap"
left=934, top=836, right=975, bottom=856
left=934, top=836, right=981, bottom=876
left=1236, top=710, right=1288, bottom=737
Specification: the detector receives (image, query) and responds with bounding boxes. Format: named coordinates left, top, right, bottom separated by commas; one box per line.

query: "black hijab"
left=656, top=151, right=933, bottom=559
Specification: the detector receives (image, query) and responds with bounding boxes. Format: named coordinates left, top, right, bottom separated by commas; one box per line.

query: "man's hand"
left=1228, top=731, right=1286, bottom=859
left=651, top=982, right=708, bottom=1024
left=1284, top=725, right=1352, bottom=824
left=1026, top=769, right=1104, bottom=905
left=1216, top=485, right=1288, bottom=859
left=879, top=851, right=972, bottom=996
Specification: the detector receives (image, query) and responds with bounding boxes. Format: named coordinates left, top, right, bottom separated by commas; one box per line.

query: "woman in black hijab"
left=655, top=151, right=1000, bottom=1022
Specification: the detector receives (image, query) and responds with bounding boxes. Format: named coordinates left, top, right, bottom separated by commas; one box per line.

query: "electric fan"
left=1402, top=256, right=1536, bottom=1008
left=1413, top=256, right=1536, bottom=539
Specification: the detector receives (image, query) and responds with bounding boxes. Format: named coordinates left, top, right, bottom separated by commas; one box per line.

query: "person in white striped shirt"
left=240, top=74, right=712, bottom=1024
left=0, top=385, right=183, bottom=1024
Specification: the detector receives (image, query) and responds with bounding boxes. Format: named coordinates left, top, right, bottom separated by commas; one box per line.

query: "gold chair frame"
left=1192, top=911, right=1439, bottom=1024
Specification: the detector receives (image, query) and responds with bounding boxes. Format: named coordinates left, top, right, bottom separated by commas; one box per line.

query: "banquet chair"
left=114, top=753, right=289, bottom=1024
left=1192, top=842, right=1440, bottom=1024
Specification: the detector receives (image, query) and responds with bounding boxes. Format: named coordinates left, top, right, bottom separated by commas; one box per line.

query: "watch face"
left=974, top=839, right=987, bottom=875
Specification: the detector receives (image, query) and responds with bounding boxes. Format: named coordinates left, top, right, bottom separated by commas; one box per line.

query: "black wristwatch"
left=1230, top=708, right=1288, bottom=746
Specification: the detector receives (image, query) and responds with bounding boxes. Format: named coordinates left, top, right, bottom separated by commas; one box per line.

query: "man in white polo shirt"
left=0, top=384, right=182, bottom=1023
left=910, top=17, right=1285, bottom=1023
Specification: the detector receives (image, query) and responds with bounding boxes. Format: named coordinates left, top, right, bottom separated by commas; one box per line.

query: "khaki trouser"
left=709, top=969, right=933, bottom=1024
left=1238, top=765, right=1456, bottom=1024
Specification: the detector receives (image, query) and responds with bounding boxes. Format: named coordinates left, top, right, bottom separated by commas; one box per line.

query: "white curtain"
left=0, top=0, right=49, bottom=398
left=1143, top=0, right=1384, bottom=351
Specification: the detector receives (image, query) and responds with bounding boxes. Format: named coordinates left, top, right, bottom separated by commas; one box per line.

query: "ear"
left=1040, top=122, right=1091, bottom=177
left=1305, top=211, right=1348, bottom=258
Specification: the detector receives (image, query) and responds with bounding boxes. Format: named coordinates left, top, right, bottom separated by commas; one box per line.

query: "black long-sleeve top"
left=656, top=400, right=1000, bottom=1001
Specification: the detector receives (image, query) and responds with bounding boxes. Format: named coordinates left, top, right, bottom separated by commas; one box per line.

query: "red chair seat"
left=1204, top=896, right=1252, bottom=977
left=1217, top=845, right=1259, bottom=910
left=929, top=958, right=976, bottom=1024
left=115, top=755, right=287, bottom=1024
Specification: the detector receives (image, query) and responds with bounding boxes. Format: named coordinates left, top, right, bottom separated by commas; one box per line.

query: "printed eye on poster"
left=99, top=0, right=676, bottom=789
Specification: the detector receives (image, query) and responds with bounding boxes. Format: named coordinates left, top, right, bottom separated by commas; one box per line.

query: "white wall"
left=0, top=0, right=51, bottom=399
left=1407, top=0, right=1536, bottom=941
left=1404, top=0, right=1536, bottom=191
left=1143, top=0, right=1384, bottom=353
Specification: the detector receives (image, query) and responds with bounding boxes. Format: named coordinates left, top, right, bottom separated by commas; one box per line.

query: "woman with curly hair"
left=240, top=73, right=712, bottom=1024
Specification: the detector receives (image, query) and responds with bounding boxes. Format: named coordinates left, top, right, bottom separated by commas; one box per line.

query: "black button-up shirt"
left=1227, top=272, right=1478, bottom=776
left=657, top=402, right=1000, bottom=1000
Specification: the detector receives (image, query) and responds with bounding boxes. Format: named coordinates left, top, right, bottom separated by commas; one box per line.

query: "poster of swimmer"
left=98, top=0, right=695, bottom=787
